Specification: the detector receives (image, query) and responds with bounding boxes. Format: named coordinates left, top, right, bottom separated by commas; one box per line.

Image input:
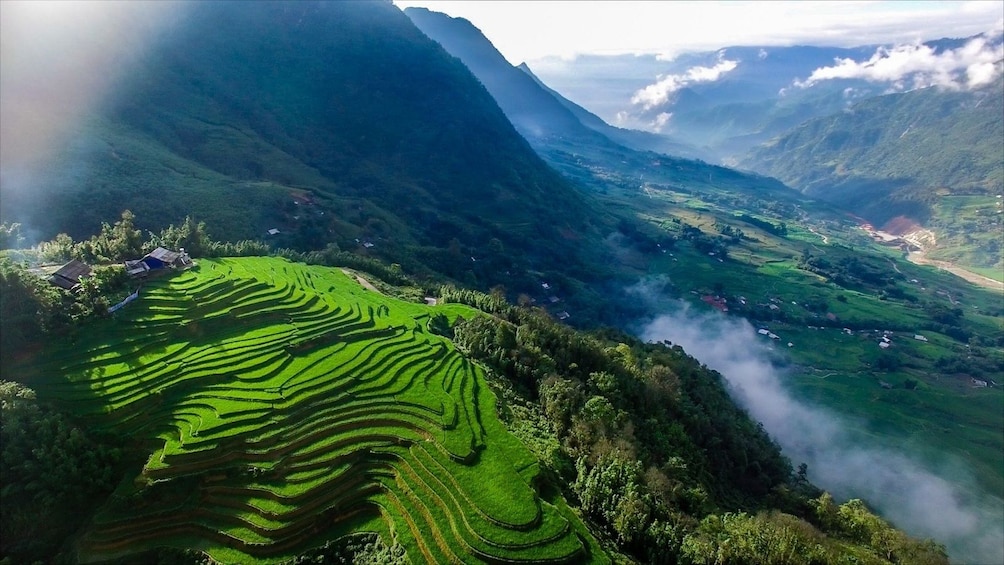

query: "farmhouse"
left=48, top=260, right=92, bottom=291
left=126, top=247, right=193, bottom=278
left=914, top=334, right=928, bottom=342
left=143, top=247, right=192, bottom=270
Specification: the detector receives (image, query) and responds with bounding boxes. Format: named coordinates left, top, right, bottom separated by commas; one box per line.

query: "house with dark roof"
left=48, top=260, right=92, bottom=291
left=143, top=247, right=188, bottom=269
left=125, top=247, right=193, bottom=278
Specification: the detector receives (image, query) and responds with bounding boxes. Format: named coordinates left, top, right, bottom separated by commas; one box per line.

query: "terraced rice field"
left=21, top=257, right=592, bottom=563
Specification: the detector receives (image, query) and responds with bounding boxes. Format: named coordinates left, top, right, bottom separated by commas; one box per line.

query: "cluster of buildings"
left=47, top=247, right=193, bottom=292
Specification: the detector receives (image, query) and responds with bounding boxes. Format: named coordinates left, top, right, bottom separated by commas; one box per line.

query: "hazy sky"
left=393, top=1, right=1004, bottom=64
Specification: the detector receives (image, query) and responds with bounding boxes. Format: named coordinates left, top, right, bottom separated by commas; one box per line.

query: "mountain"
left=529, top=36, right=1003, bottom=164
left=517, top=63, right=710, bottom=160
left=743, top=78, right=1004, bottom=271
left=528, top=45, right=879, bottom=161
left=403, top=8, right=629, bottom=152
left=405, top=7, right=707, bottom=162
left=404, top=7, right=801, bottom=203
left=0, top=0, right=610, bottom=297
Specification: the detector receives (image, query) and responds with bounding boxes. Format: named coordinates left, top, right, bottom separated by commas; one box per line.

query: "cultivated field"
left=20, top=257, right=594, bottom=563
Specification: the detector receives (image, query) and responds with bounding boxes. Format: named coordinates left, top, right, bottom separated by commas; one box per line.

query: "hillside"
left=8, top=257, right=594, bottom=563
left=1, top=2, right=1001, bottom=562
left=2, top=257, right=953, bottom=564
left=0, top=1, right=611, bottom=304
left=743, top=79, right=1004, bottom=272
left=529, top=37, right=1002, bottom=165
left=406, top=6, right=712, bottom=162
left=403, top=8, right=629, bottom=153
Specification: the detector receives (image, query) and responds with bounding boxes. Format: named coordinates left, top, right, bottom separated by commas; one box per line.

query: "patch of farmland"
left=19, top=257, right=594, bottom=563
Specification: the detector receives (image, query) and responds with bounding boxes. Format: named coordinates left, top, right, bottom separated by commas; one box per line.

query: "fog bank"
left=638, top=300, right=1003, bottom=564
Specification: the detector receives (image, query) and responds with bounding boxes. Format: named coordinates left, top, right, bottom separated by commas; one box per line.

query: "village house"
left=143, top=247, right=192, bottom=269
left=125, top=247, right=193, bottom=278
left=48, top=259, right=92, bottom=291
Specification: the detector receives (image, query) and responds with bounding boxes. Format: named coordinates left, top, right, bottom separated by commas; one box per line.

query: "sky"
left=393, top=1, right=1004, bottom=64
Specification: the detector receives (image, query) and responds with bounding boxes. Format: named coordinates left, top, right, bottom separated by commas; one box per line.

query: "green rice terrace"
left=16, top=257, right=595, bottom=564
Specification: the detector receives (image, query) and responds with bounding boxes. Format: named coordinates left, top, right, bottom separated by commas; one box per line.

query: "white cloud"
left=651, top=112, right=672, bottom=132
left=796, top=30, right=1004, bottom=91
left=631, top=55, right=739, bottom=110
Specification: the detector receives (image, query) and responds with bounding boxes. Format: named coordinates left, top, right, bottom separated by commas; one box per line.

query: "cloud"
left=795, top=30, right=1004, bottom=91
left=632, top=296, right=1004, bottom=564
left=631, top=53, right=739, bottom=110
left=651, top=112, right=673, bottom=133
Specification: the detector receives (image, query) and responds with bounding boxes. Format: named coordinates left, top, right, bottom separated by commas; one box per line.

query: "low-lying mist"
left=632, top=287, right=1003, bottom=564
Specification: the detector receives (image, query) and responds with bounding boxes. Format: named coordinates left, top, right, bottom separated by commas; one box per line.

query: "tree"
left=152, top=216, right=213, bottom=258
left=86, top=210, right=145, bottom=262
left=38, top=233, right=76, bottom=263
left=0, top=259, right=67, bottom=358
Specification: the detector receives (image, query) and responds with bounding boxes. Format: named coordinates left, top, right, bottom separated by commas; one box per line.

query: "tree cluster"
left=444, top=287, right=947, bottom=564
left=1, top=381, right=122, bottom=562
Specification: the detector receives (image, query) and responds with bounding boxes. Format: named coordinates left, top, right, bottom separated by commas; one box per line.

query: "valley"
left=2, top=1, right=1002, bottom=563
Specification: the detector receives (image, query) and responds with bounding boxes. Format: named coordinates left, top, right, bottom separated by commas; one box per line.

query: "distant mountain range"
left=530, top=34, right=1003, bottom=164
left=404, top=7, right=704, bottom=160
left=404, top=7, right=796, bottom=201
left=524, top=32, right=1003, bottom=273
left=744, top=76, right=1004, bottom=271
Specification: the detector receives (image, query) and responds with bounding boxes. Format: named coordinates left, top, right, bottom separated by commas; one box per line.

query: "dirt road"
left=906, top=251, right=1003, bottom=292
left=341, top=269, right=382, bottom=294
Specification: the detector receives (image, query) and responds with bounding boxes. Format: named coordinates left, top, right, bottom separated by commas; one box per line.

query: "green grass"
left=14, top=257, right=598, bottom=563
